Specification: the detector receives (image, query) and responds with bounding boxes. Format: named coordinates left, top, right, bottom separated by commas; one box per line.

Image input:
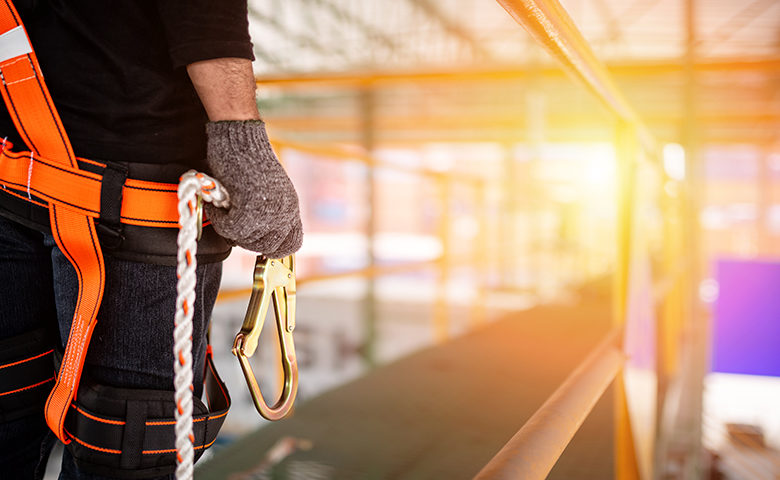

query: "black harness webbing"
left=0, top=328, right=56, bottom=422
left=63, top=348, right=230, bottom=478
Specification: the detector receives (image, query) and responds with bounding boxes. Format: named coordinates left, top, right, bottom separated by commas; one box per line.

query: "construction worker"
left=0, top=1, right=302, bottom=479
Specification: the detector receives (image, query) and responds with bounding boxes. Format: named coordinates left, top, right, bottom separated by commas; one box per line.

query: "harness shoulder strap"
left=0, top=1, right=105, bottom=443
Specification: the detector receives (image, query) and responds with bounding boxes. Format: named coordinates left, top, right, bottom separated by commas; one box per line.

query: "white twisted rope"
left=175, top=170, right=229, bottom=480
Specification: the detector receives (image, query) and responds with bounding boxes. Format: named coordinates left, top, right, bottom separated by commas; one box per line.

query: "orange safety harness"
left=0, top=6, right=295, bottom=474
left=0, top=1, right=182, bottom=443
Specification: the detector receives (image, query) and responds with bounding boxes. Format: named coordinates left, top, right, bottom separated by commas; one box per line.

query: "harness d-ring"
left=232, top=255, right=298, bottom=421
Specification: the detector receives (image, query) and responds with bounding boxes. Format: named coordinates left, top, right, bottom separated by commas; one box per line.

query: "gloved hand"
left=204, top=120, right=303, bottom=258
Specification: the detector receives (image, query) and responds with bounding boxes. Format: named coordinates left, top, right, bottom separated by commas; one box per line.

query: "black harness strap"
left=95, top=160, right=128, bottom=249
left=120, top=400, right=147, bottom=470
left=64, top=350, right=230, bottom=479
left=0, top=327, right=56, bottom=422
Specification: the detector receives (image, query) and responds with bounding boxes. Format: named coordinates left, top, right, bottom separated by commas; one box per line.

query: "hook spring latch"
left=232, top=255, right=298, bottom=421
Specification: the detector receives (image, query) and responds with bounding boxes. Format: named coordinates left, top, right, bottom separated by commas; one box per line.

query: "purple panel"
left=714, top=259, right=780, bottom=377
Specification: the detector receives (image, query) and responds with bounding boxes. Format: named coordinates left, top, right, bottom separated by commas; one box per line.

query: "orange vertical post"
left=434, top=174, right=451, bottom=343
left=614, top=120, right=642, bottom=480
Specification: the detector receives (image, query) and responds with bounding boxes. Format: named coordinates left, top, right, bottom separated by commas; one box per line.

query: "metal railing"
left=214, top=1, right=687, bottom=477
left=476, top=1, right=684, bottom=479
left=475, top=328, right=625, bottom=479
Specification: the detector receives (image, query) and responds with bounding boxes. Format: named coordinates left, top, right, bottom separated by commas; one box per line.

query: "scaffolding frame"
left=475, top=0, right=689, bottom=479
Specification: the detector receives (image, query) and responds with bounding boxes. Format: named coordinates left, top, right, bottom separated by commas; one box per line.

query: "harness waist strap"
left=0, top=147, right=179, bottom=227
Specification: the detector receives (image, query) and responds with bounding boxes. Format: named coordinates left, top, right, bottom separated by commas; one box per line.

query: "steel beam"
left=676, top=0, right=707, bottom=477
left=592, top=0, right=624, bottom=44
left=699, top=0, right=779, bottom=54
left=614, top=120, right=643, bottom=480
left=217, top=259, right=441, bottom=303
left=360, top=89, right=378, bottom=367
left=266, top=128, right=776, bottom=147
left=252, top=47, right=286, bottom=70
left=255, top=59, right=780, bottom=88
left=613, top=0, right=663, bottom=39
left=262, top=113, right=780, bottom=131
left=309, top=0, right=400, bottom=55
left=408, top=0, right=493, bottom=61
left=249, top=5, right=350, bottom=61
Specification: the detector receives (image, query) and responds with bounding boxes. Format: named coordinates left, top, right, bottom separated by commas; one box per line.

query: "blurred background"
left=198, top=1, right=780, bottom=479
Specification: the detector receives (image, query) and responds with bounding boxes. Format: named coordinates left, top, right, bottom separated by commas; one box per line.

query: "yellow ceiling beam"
left=255, top=59, right=780, bottom=89
left=263, top=112, right=779, bottom=131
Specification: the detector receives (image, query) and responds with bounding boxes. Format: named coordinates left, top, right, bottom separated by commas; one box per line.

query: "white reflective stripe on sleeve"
left=0, top=26, right=32, bottom=63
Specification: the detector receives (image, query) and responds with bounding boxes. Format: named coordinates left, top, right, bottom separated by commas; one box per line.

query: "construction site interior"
left=51, top=1, right=780, bottom=479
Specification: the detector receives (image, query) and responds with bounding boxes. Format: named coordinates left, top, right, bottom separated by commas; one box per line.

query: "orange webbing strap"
left=0, top=148, right=180, bottom=227
left=0, top=1, right=102, bottom=443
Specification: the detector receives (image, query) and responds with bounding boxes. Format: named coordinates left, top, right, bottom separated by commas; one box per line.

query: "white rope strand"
left=175, top=170, right=229, bottom=480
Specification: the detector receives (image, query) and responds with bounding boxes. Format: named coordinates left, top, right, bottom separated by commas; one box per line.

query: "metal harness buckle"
left=232, top=255, right=298, bottom=421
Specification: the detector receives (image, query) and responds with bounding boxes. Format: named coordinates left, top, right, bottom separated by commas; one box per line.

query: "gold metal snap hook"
left=195, top=195, right=203, bottom=241
left=232, top=255, right=298, bottom=421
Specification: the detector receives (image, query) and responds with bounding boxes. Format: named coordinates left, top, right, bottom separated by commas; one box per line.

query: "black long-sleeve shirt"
left=0, top=0, right=254, bottom=171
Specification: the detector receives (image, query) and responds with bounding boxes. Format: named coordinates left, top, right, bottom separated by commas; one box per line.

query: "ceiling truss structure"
left=307, top=0, right=401, bottom=57
left=247, top=0, right=779, bottom=147
left=406, top=0, right=494, bottom=62
left=248, top=0, right=514, bottom=73
left=697, top=0, right=779, bottom=56
left=247, top=0, right=780, bottom=74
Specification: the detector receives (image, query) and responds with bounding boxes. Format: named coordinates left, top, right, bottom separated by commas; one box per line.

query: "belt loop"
left=97, top=161, right=128, bottom=249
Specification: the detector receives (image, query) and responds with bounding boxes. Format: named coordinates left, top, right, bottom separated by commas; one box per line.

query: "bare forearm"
left=186, top=57, right=261, bottom=121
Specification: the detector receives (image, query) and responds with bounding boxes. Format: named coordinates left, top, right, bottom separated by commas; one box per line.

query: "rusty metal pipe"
left=474, top=328, right=625, bottom=480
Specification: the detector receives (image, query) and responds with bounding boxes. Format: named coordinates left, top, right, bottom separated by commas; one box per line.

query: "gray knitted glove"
left=204, top=120, right=303, bottom=258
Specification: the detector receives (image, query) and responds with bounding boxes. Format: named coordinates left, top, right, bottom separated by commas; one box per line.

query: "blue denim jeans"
left=0, top=216, right=222, bottom=479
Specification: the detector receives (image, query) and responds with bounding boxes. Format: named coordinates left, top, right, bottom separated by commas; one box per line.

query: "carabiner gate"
left=232, top=255, right=298, bottom=421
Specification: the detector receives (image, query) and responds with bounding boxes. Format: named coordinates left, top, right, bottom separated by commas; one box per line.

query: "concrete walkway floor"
left=197, top=298, right=615, bottom=480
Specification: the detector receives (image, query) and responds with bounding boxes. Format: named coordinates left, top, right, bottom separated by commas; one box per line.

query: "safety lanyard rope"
left=174, top=171, right=229, bottom=480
